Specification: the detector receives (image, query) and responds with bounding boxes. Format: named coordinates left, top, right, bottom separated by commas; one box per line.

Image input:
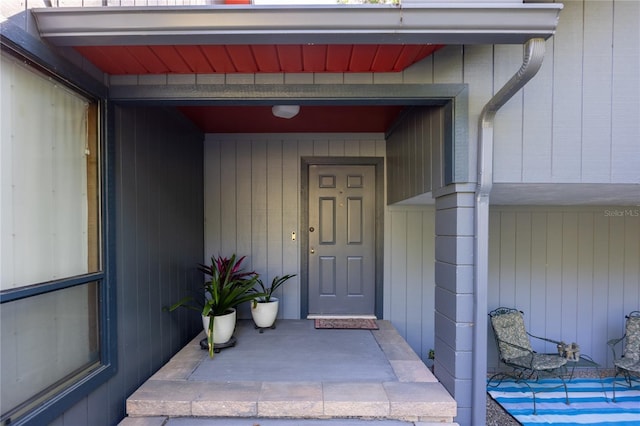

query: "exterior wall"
left=203, top=133, right=438, bottom=364
left=384, top=205, right=436, bottom=366
left=490, top=0, right=639, bottom=184
left=4, top=1, right=637, bottom=425
left=51, top=106, right=205, bottom=425
left=488, top=205, right=640, bottom=370
left=386, top=106, right=444, bottom=204
left=106, top=0, right=638, bottom=186
left=108, top=3, right=637, bottom=423
left=203, top=133, right=384, bottom=321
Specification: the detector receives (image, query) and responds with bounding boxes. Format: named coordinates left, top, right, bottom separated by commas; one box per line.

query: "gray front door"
left=308, top=164, right=376, bottom=316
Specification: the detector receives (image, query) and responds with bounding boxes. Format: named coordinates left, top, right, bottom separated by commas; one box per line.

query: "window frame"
left=0, top=32, right=116, bottom=426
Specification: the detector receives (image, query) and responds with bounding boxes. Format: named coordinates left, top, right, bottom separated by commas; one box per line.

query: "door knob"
left=310, top=248, right=315, bottom=254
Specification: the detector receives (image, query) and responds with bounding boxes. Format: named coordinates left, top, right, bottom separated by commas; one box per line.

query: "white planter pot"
left=251, top=297, right=279, bottom=328
left=202, top=308, right=236, bottom=344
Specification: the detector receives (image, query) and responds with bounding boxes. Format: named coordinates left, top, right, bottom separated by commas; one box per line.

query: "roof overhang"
left=32, top=3, right=563, bottom=47
left=26, top=3, right=563, bottom=134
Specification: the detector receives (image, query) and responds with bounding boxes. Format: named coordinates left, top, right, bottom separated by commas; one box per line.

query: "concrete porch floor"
left=120, top=319, right=457, bottom=425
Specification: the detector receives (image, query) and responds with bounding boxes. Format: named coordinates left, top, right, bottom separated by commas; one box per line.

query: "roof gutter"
left=473, top=38, right=546, bottom=425
left=31, top=3, right=562, bottom=46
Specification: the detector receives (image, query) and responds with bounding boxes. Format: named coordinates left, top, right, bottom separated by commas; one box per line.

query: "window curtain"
left=1, top=54, right=89, bottom=289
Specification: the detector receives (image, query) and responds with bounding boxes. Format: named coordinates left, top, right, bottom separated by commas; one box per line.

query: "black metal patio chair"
left=608, top=310, right=640, bottom=401
left=487, top=307, right=569, bottom=414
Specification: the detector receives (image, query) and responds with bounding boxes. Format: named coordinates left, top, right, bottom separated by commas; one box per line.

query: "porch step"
left=124, top=320, right=457, bottom=424
left=124, top=379, right=455, bottom=422
left=120, top=417, right=459, bottom=426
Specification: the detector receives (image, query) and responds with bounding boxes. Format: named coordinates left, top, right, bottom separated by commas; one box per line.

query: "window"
left=0, top=52, right=113, bottom=425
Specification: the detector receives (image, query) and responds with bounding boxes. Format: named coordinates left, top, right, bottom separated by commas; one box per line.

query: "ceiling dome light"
left=272, top=105, right=300, bottom=119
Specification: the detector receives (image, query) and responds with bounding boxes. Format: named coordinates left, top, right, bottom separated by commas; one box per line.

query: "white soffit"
left=491, top=183, right=640, bottom=206
left=31, top=3, right=563, bottom=47
left=389, top=183, right=640, bottom=207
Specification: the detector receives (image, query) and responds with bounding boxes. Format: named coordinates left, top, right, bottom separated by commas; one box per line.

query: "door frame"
left=300, top=156, right=385, bottom=318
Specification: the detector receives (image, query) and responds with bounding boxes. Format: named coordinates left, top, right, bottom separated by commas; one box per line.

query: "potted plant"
left=250, top=274, right=296, bottom=330
left=168, top=254, right=263, bottom=358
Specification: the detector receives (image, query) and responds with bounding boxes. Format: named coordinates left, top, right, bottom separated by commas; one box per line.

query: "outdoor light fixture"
left=272, top=105, right=300, bottom=119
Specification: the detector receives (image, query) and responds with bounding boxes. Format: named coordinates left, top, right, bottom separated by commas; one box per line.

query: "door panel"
left=308, top=165, right=375, bottom=315
left=319, top=198, right=336, bottom=244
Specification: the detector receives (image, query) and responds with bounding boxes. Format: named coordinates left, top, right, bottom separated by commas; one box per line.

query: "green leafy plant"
left=427, top=349, right=435, bottom=372
left=251, top=274, right=296, bottom=306
left=168, top=254, right=263, bottom=358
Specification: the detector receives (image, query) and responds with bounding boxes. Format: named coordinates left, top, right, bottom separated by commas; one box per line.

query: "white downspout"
left=472, top=38, right=546, bottom=426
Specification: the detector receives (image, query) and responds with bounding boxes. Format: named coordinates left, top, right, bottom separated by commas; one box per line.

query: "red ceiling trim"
left=177, top=105, right=406, bottom=133
left=251, top=45, right=280, bottom=73
left=302, top=45, right=328, bottom=73
left=107, top=46, right=147, bottom=74
left=126, top=46, right=169, bottom=74
left=396, top=45, right=443, bottom=71
left=178, top=46, right=213, bottom=74
left=152, top=46, right=192, bottom=73
left=420, top=45, right=443, bottom=59
left=226, top=45, right=257, bottom=73
left=276, top=45, right=303, bottom=73
left=199, top=46, right=234, bottom=73
left=74, top=44, right=444, bottom=75
left=393, top=45, right=421, bottom=72
left=349, top=45, right=377, bottom=72
left=326, top=45, right=353, bottom=72
left=371, top=45, right=403, bottom=72
left=75, top=46, right=127, bottom=75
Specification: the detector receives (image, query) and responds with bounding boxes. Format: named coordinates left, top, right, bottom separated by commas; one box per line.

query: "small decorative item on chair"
left=557, top=341, right=581, bottom=361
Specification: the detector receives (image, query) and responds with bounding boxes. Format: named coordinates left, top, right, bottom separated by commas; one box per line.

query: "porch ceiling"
left=73, top=44, right=443, bottom=75
left=177, top=105, right=406, bottom=133
left=30, top=3, right=562, bottom=134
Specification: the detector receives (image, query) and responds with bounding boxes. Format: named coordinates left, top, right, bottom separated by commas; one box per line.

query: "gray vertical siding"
left=113, top=106, right=204, bottom=423
left=204, top=133, right=437, bottom=364
left=204, top=133, right=386, bottom=319
left=394, top=1, right=638, bottom=184
left=489, top=0, right=639, bottom=184
left=386, top=107, right=443, bottom=204
left=385, top=206, right=437, bottom=364
left=488, top=206, right=640, bottom=370
left=53, top=106, right=204, bottom=425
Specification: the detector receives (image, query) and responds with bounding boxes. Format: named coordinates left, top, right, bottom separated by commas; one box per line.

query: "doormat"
left=314, top=318, right=378, bottom=330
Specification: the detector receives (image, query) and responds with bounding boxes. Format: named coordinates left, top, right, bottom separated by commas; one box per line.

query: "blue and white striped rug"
left=487, top=377, right=640, bottom=425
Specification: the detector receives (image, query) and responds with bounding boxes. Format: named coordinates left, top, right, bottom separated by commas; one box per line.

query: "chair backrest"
left=624, top=311, right=640, bottom=361
left=490, top=309, right=533, bottom=361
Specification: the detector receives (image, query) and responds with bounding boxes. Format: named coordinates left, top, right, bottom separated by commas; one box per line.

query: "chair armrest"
left=608, top=335, right=624, bottom=360
left=608, top=336, right=624, bottom=347
left=527, top=332, right=562, bottom=346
